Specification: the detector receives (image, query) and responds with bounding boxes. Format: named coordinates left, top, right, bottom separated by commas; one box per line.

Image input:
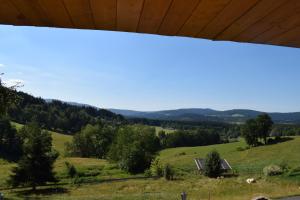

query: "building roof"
left=194, top=158, right=232, bottom=171
left=0, top=0, right=300, bottom=48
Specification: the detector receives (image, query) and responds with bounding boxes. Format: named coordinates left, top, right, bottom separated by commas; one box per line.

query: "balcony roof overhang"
left=1, top=0, right=300, bottom=48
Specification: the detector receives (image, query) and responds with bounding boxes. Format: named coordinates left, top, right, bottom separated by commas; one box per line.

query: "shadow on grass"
left=15, top=187, right=68, bottom=196
left=267, top=137, right=294, bottom=145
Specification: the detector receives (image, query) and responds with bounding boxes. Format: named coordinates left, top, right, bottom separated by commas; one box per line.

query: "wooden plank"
left=0, top=0, right=27, bottom=25
left=158, top=0, right=200, bottom=36
left=10, top=0, right=51, bottom=26
left=234, top=0, right=300, bottom=42
left=252, top=9, right=300, bottom=43
left=137, top=0, right=172, bottom=34
left=117, top=0, right=144, bottom=32
left=37, top=0, right=73, bottom=28
left=217, top=0, right=287, bottom=40
left=63, top=0, right=95, bottom=29
left=269, top=27, right=300, bottom=48
left=198, top=0, right=260, bottom=39
left=178, top=0, right=230, bottom=37
left=90, top=0, right=116, bottom=30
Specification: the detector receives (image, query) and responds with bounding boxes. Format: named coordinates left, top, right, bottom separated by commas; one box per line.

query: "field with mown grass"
left=0, top=123, right=300, bottom=199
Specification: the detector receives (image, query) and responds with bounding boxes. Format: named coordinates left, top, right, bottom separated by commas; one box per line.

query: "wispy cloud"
left=3, top=79, right=25, bottom=87
left=0, top=64, right=4, bottom=67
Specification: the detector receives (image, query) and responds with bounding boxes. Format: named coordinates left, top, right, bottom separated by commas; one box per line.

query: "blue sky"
left=0, top=25, right=300, bottom=112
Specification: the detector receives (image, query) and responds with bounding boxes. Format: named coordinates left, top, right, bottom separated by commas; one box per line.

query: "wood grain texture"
left=0, top=0, right=299, bottom=48
left=217, top=0, right=287, bottom=40
left=137, top=0, right=172, bottom=34
left=117, top=0, right=144, bottom=32
left=38, top=0, right=73, bottom=28
left=179, top=0, right=230, bottom=37
left=90, top=0, right=116, bottom=30
left=198, top=0, right=260, bottom=39
left=158, top=0, right=200, bottom=35
left=63, top=0, right=95, bottom=29
left=235, top=0, right=300, bottom=42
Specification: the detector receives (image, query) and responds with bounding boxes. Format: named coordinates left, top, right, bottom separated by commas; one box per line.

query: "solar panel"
left=194, top=158, right=232, bottom=171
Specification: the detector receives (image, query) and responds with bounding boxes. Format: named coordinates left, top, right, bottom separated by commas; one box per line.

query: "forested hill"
left=110, top=108, right=300, bottom=124
left=7, top=91, right=124, bottom=134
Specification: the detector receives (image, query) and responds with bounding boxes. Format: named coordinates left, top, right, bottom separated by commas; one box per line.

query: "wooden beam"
left=63, top=0, right=95, bottom=29
left=234, top=0, right=300, bottom=42
left=117, top=0, right=144, bottom=32
left=90, top=0, right=117, bottom=30
left=38, top=0, right=73, bottom=28
left=158, top=0, right=200, bottom=36
left=137, top=0, right=172, bottom=34
left=179, top=0, right=230, bottom=37
left=270, top=27, right=300, bottom=47
left=0, top=0, right=27, bottom=25
left=10, top=0, right=51, bottom=26
left=198, top=0, right=260, bottom=39
left=217, top=0, right=287, bottom=40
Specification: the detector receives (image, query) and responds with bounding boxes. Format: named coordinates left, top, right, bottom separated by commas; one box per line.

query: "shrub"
left=150, top=158, right=163, bottom=177
left=203, top=150, right=222, bottom=178
left=263, top=165, right=283, bottom=176
left=164, top=164, right=175, bottom=181
left=144, top=169, right=152, bottom=177
left=65, top=161, right=77, bottom=178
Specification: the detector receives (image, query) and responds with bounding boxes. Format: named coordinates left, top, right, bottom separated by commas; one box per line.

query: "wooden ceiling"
left=1, top=0, right=300, bottom=48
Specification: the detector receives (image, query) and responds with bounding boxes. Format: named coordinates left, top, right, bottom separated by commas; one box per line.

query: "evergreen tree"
left=0, top=118, right=23, bottom=160
left=9, top=123, right=59, bottom=190
left=203, top=150, right=222, bottom=178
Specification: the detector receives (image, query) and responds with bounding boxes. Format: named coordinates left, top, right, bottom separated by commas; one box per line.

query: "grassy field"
left=1, top=124, right=300, bottom=199
left=154, top=126, right=175, bottom=135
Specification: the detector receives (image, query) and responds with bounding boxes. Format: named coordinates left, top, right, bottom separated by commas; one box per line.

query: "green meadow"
left=0, top=123, right=300, bottom=199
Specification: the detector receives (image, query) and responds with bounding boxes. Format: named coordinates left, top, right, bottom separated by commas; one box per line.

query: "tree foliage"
left=9, top=124, right=59, bottom=190
left=108, top=125, right=160, bottom=174
left=162, top=129, right=221, bottom=148
left=242, top=114, right=273, bottom=146
left=256, top=114, right=273, bottom=144
left=203, top=150, right=222, bottom=178
left=66, top=123, right=116, bottom=158
left=0, top=118, right=23, bottom=160
left=0, top=75, right=20, bottom=116
left=7, top=91, right=124, bottom=134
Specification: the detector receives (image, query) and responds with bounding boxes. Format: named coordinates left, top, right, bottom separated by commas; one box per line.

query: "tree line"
left=7, top=91, right=124, bottom=134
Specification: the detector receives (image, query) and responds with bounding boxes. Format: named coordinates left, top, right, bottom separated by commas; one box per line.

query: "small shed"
left=194, top=158, right=232, bottom=172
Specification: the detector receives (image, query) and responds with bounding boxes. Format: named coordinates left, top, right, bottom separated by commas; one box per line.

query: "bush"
left=150, top=158, right=163, bottom=177
left=263, top=165, right=283, bottom=176
left=164, top=164, right=174, bottom=181
left=144, top=169, right=152, bottom=177
left=65, top=161, right=77, bottom=178
left=203, top=150, right=222, bottom=178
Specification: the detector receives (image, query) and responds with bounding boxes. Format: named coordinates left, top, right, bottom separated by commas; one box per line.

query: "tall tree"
left=0, top=74, right=21, bottom=116
left=256, top=114, right=273, bottom=144
left=242, top=119, right=260, bottom=147
left=0, top=118, right=23, bottom=160
left=108, top=125, right=160, bottom=174
left=9, top=124, right=59, bottom=190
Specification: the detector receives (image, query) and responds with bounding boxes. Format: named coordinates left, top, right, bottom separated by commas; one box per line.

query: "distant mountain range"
left=109, top=108, right=300, bottom=124
left=45, top=99, right=300, bottom=124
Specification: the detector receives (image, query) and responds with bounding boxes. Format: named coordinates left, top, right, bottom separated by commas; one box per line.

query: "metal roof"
left=194, top=158, right=232, bottom=171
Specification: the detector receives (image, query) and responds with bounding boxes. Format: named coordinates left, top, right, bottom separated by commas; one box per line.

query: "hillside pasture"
left=1, top=124, right=300, bottom=199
